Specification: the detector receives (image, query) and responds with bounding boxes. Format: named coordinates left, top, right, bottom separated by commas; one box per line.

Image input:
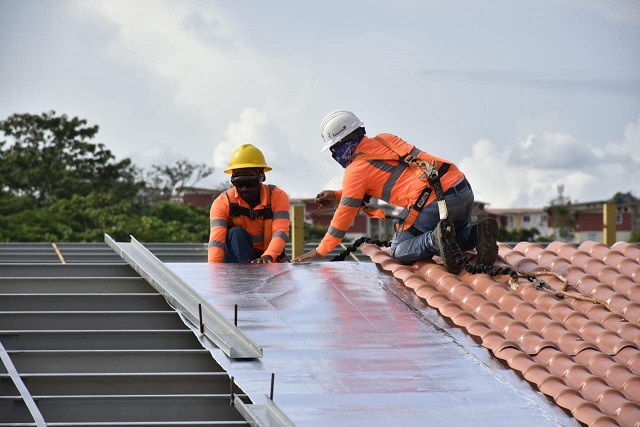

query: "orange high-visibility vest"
left=208, top=184, right=290, bottom=263
left=316, top=134, right=464, bottom=256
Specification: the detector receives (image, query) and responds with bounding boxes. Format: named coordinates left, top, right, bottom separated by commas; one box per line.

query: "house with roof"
left=178, top=186, right=223, bottom=209
left=290, top=197, right=400, bottom=241
left=487, top=207, right=553, bottom=238
left=487, top=200, right=639, bottom=244
left=546, top=200, right=639, bottom=243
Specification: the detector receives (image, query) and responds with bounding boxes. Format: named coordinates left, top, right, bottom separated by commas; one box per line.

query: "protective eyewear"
left=231, top=174, right=261, bottom=188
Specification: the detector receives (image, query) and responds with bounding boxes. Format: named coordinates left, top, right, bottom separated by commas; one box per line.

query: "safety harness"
left=225, top=185, right=282, bottom=260
left=351, top=135, right=451, bottom=231
left=333, top=138, right=633, bottom=323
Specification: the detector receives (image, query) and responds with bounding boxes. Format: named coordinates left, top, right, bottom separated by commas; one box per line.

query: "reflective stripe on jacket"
left=316, top=133, right=464, bottom=256
left=208, top=184, right=290, bottom=263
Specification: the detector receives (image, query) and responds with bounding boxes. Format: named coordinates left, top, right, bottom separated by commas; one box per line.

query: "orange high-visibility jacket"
left=208, top=184, right=290, bottom=263
left=316, top=133, right=465, bottom=256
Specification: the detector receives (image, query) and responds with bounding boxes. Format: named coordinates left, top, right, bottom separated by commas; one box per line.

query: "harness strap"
left=263, top=187, right=273, bottom=249
left=228, top=204, right=273, bottom=220
left=226, top=186, right=274, bottom=249
left=352, top=135, right=451, bottom=230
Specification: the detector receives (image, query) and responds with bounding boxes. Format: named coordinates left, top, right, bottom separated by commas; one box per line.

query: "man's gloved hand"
left=291, top=249, right=323, bottom=263
left=251, top=255, right=273, bottom=264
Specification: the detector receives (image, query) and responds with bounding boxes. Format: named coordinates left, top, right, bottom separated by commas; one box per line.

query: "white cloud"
left=606, top=114, right=640, bottom=163
left=209, top=108, right=342, bottom=197
left=72, top=0, right=344, bottom=197
left=212, top=108, right=269, bottom=176
left=509, top=132, right=598, bottom=169
left=3, top=1, right=638, bottom=210
left=461, top=115, right=640, bottom=208
left=76, top=1, right=257, bottom=118
left=562, top=0, right=640, bottom=24
left=129, top=143, right=186, bottom=170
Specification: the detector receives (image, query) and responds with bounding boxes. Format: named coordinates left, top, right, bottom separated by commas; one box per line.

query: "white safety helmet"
left=320, top=110, right=364, bottom=152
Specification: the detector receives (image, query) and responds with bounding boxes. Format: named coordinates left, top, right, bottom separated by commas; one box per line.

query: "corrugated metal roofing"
left=0, top=245, right=257, bottom=426
left=359, top=240, right=640, bottom=427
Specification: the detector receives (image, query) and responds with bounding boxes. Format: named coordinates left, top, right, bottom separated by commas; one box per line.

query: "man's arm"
left=208, top=194, right=230, bottom=263
left=260, top=187, right=290, bottom=261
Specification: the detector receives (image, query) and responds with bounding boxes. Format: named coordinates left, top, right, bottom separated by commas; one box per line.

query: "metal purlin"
left=0, top=340, right=46, bottom=426
left=105, top=234, right=263, bottom=359
left=105, top=235, right=299, bottom=425
left=234, top=395, right=297, bottom=427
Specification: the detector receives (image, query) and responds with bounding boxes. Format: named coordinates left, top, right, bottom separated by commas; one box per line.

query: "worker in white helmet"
left=292, top=110, right=498, bottom=273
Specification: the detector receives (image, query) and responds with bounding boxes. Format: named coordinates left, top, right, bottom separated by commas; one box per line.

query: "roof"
left=359, top=240, right=640, bottom=426
left=2, top=239, right=638, bottom=426
left=167, top=261, right=576, bottom=426
left=0, top=242, right=279, bottom=426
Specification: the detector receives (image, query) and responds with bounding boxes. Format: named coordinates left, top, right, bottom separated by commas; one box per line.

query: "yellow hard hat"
left=224, top=144, right=272, bottom=174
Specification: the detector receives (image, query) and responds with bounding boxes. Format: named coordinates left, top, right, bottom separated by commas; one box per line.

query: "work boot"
left=475, top=217, right=499, bottom=266
left=432, top=220, right=462, bottom=274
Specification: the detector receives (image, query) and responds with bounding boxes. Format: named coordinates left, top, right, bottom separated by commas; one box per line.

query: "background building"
left=488, top=208, right=552, bottom=239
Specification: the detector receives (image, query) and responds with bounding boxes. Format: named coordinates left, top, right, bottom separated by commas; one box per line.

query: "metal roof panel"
left=168, top=261, right=577, bottom=426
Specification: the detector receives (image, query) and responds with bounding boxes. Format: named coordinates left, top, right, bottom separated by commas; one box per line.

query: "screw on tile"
left=230, top=375, right=235, bottom=407
left=270, top=373, right=275, bottom=401
left=234, top=304, right=238, bottom=327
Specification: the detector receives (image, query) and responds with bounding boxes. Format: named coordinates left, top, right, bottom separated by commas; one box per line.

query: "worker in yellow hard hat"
left=208, top=144, right=290, bottom=263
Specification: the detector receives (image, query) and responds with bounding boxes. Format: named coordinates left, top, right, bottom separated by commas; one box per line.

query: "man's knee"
left=227, top=226, right=251, bottom=242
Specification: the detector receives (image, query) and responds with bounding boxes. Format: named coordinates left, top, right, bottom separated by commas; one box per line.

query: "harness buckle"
left=402, top=154, right=438, bottom=180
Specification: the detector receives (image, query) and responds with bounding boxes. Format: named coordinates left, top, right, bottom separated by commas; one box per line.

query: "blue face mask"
left=331, top=138, right=361, bottom=168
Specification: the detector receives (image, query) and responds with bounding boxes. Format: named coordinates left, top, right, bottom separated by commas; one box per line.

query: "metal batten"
left=0, top=246, right=267, bottom=426
left=234, top=396, right=297, bottom=427
left=0, top=340, right=46, bottom=426
left=105, top=234, right=263, bottom=359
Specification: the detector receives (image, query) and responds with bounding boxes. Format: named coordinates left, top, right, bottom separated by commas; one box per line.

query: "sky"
left=1, top=0, right=638, bottom=209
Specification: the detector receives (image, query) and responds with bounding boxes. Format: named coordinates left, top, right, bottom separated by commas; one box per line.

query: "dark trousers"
left=224, top=227, right=259, bottom=263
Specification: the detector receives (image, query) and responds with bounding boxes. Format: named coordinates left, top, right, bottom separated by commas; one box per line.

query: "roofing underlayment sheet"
left=168, top=262, right=577, bottom=427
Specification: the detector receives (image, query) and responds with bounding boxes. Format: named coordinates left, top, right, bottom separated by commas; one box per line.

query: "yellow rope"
left=51, top=242, right=66, bottom=264
left=510, top=268, right=633, bottom=324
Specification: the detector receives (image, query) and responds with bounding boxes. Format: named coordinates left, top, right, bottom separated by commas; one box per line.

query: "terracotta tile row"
left=360, top=240, right=640, bottom=427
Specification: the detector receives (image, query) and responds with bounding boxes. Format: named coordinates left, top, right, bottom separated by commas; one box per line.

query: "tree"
left=497, top=227, right=541, bottom=242
left=609, top=191, right=639, bottom=204
left=139, top=159, right=214, bottom=205
left=0, top=111, right=142, bottom=207
left=610, top=192, right=640, bottom=242
left=547, top=184, right=576, bottom=241
left=0, top=111, right=221, bottom=243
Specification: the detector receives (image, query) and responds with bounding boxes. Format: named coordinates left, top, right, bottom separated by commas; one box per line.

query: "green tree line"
left=4, top=111, right=635, bottom=244
left=0, top=111, right=214, bottom=242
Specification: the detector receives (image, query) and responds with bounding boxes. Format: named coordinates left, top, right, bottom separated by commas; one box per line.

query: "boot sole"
left=435, top=220, right=462, bottom=274
left=476, top=217, right=499, bottom=266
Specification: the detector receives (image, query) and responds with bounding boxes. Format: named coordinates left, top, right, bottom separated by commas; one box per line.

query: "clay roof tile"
left=361, top=240, right=640, bottom=426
